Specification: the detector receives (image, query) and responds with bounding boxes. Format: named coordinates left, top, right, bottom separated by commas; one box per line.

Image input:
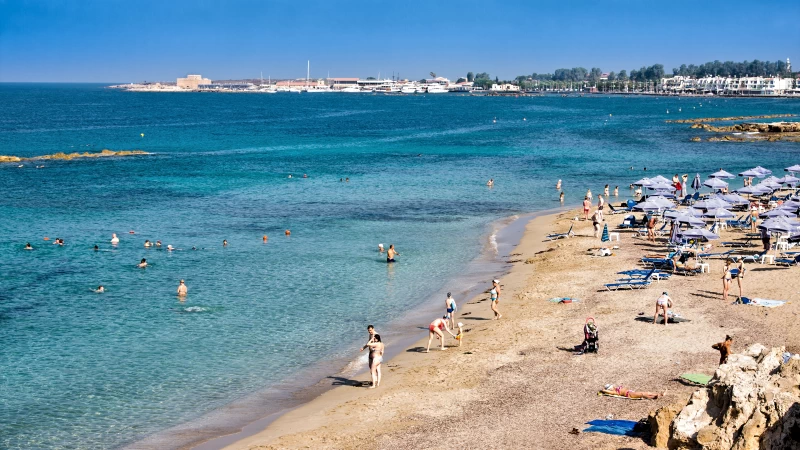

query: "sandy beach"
left=214, top=205, right=799, bottom=450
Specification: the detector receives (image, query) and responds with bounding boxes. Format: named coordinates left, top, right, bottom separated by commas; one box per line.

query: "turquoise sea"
left=1, top=84, right=798, bottom=449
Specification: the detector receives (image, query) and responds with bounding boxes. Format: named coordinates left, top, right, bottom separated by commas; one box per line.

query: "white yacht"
left=305, top=87, right=331, bottom=93
left=425, top=84, right=448, bottom=94
left=340, top=87, right=362, bottom=93
left=400, top=84, right=417, bottom=94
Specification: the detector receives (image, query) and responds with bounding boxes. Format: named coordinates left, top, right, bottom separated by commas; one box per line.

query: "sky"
left=1, top=0, right=799, bottom=82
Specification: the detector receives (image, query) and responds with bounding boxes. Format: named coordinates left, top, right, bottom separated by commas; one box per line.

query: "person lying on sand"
left=600, top=384, right=665, bottom=399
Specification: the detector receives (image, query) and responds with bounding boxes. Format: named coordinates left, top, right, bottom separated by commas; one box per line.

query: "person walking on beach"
left=597, top=194, right=605, bottom=211
left=445, top=293, right=457, bottom=329
left=177, top=279, right=188, bottom=297
left=722, top=260, right=734, bottom=302
left=386, top=244, right=399, bottom=263
left=591, top=209, right=603, bottom=238
left=490, top=279, right=502, bottom=320
left=653, top=291, right=673, bottom=325
left=583, top=197, right=591, bottom=220
left=750, top=207, right=759, bottom=233
left=360, top=324, right=378, bottom=381
left=364, top=334, right=384, bottom=388
left=426, top=317, right=457, bottom=352
left=647, top=215, right=657, bottom=243
left=760, top=228, right=771, bottom=253
left=712, top=335, right=734, bottom=366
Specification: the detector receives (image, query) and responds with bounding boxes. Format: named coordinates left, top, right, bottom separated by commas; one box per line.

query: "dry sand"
left=221, top=207, right=800, bottom=450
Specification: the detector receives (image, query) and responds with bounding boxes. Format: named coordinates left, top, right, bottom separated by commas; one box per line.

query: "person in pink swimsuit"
left=426, top=316, right=457, bottom=352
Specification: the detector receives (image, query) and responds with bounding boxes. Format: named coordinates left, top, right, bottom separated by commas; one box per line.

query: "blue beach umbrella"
left=601, top=223, right=609, bottom=242
left=649, top=175, right=672, bottom=184
left=709, top=169, right=736, bottom=179
left=718, top=193, right=750, bottom=205
left=759, top=217, right=800, bottom=234
left=693, top=198, right=731, bottom=210
left=665, top=213, right=705, bottom=227
left=649, top=182, right=676, bottom=192
left=703, top=178, right=729, bottom=190
left=739, top=169, right=766, bottom=178
left=758, top=181, right=781, bottom=191
left=736, top=185, right=771, bottom=196
left=633, top=200, right=663, bottom=212
left=753, top=166, right=772, bottom=176
left=777, top=175, right=800, bottom=185
left=760, top=209, right=794, bottom=219
left=703, top=208, right=735, bottom=219
left=785, top=164, right=800, bottom=173
left=633, top=177, right=653, bottom=187
left=691, top=173, right=701, bottom=192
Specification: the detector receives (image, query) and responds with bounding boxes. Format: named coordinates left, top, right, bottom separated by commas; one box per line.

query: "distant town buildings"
left=490, top=83, right=520, bottom=92
left=177, top=74, right=212, bottom=89
left=660, top=75, right=798, bottom=96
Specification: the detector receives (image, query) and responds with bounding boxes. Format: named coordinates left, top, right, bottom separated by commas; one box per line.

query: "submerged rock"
left=663, top=344, right=800, bottom=449
left=0, top=149, right=149, bottom=163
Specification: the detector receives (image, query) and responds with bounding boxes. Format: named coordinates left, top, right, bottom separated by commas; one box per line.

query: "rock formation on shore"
left=666, top=114, right=795, bottom=124
left=690, top=122, right=800, bottom=133
left=649, top=344, right=800, bottom=449
left=0, top=149, right=149, bottom=163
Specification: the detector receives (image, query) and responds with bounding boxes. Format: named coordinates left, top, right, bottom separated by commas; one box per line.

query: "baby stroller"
left=574, top=317, right=599, bottom=355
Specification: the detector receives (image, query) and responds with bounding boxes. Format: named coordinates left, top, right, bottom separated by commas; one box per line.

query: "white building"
left=489, top=83, right=520, bottom=92
left=660, top=75, right=793, bottom=96
left=177, top=74, right=212, bottom=89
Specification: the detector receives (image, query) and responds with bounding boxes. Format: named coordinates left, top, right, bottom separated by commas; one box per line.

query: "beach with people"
left=219, top=179, right=799, bottom=449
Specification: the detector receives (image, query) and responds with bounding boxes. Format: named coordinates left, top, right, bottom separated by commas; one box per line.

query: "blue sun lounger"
left=730, top=251, right=767, bottom=263
left=546, top=224, right=574, bottom=241
left=605, top=269, right=656, bottom=291
left=698, top=249, right=734, bottom=260
left=775, top=254, right=800, bottom=267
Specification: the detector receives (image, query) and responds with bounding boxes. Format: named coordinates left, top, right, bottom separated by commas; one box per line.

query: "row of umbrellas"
left=634, top=165, right=800, bottom=198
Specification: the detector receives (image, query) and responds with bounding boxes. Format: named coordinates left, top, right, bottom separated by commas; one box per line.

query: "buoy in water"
left=141, top=133, right=144, bottom=137
left=285, top=230, right=291, bottom=236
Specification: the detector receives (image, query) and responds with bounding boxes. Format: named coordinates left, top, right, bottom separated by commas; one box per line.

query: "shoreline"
left=213, top=209, right=563, bottom=449
left=127, top=207, right=569, bottom=450
left=213, top=202, right=799, bottom=450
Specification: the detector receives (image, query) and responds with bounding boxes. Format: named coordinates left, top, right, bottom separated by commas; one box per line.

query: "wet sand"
left=220, top=207, right=799, bottom=450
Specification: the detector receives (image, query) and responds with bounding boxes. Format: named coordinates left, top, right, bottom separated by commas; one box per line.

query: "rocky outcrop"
left=666, top=114, right=795, bottom=124
left=663, top=344, right=800, bottom=450
left=650, top=402, right=685, bottom=447
left=0, top=149, right=149, bottom=163
left=690, top=122, right=800, bottom=133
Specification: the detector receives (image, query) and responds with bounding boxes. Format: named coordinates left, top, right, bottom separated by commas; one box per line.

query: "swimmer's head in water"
left=141, top=258, right=146, bottom=263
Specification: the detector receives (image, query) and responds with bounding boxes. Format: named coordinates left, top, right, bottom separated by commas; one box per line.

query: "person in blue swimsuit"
left=445, top=293, right=457, bottom=329
left=490, top=279, right=502, bottom=320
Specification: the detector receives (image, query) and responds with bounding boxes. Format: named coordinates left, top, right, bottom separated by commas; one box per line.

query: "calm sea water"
left=1, top=84, right=798, bottom=449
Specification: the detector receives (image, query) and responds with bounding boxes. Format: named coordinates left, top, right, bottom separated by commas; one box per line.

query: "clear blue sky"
left=1, top=0, right=798, bottom=82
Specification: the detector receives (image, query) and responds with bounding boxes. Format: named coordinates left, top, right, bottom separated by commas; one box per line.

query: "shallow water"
left=1, top=84, right=798, bottom=449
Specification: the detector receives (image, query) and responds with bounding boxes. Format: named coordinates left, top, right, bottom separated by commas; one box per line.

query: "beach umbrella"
left=703, top=178, right=729, bottom=190
left=759, top=217, right=800, bottom=234
left=670, top=223, right=680, bottom=244
left=779, top=200, right=800, bottom=211
left=693, top=198, right=732, bottom=210
left=680, top=228, right=720, bottom=241
left=601, top=223, right=609, bottom=242
left=709, top=169, right=736, bottom=179
left=760, top=209, right=794, bottom=219
left=736, top=185, right=771, bottom=195
left=739, top=168, right=767, bottom=178
left=692, top=173, right=701, bottom=192
left=652, top=190, right=676, bottom=198
left=649, top=182, right=676, bottom=191
left=718, top=193, right=750, bottom=205
left=788, top=233, right=800, bottom=243
left=777, top=175, right=800, bottom=185
left=648, top=196, right=675, bottom=208
left=633, top=200, right=663, bottom=212
left=785, top=164, right=800, bottom=173
left=667, top=214, right=706, bottom=227
left=633, top=177, right=653, bottom=187
left=649, top=175, right=671, bottom=184
left=757, top=181, right=781, bottom=191
left=753, top=166, right=772, bottom=176
left=703, top=208, right=735, bottom=219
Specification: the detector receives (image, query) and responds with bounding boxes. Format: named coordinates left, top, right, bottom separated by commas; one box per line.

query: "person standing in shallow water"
left=177, top=279, right=187, bottom=297
left=386, top=244, right=399, bottom=263
left=559, top=191, right=564, bottom=203
left=364, top=334, right=384, bottom=388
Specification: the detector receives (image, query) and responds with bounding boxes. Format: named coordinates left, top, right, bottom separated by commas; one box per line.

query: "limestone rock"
left=667, top=344, right=800, bottom=449
left=649, top=401, right=685, bottom=447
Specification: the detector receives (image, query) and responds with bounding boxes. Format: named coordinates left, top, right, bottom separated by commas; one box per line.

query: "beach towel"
left=583, top=419, right=641, bottom=436
left=597, top=391, right=644, bottom=400
left=680, top=373, right=713, bottom=386
left=739, top=297, right=787, bottom=308
left=548, top=297, right=580, bottom=304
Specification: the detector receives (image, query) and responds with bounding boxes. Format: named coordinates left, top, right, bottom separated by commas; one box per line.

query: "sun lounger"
left=605, top=269, right=655, bottom=290
left=607, top=203, right=627, bottom=215
left=775, top=255, right=800, bottom=266
left=546, top=224, right=574, bottom=241
left=668, top=259, right=701, bottom=276
left=721, top=237, right=754, bottom=248
left=698, top=249, right=734, bottom=260
left=729, top=251, right=766, bottom=263
left=617, top=215, right=637, bottom=229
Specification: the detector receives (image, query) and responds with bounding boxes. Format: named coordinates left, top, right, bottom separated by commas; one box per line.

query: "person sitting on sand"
left=177, top=279, right=187, bottom=297
left=490, top=279, right=502, bottom=320
left=653, top=291, right=673, bottom=326
left=712, top=335, right=734, bottom=366
left=445, top=292, right=457, bottom=329
left=426, top=316, right=457, bottom=352
left=600, top=384, right=664, bottom=399
left=24, top=243, right=33, bottom=250
left=386, top=244, right=399, bottom=263
left=364, top=334, right=384, bottom=388
left=138, top=258, right=147, bottom=268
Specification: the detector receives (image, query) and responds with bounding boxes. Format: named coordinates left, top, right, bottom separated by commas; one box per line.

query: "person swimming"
left=378, top=243, right=384, bottom=253
left=486, top=178, right=494, bottom=187
left=95, top=285, right=105, bottom=293
left=138, top=258, right=147, bottom=268
left=93, top=245, right=99, bottom=251
left=167, top=245, right=174, bottom=251
left=24, top=243, right=33, bottom=250
left=144, top=240, right=151, bottom=248
left=111, top=233, right=119, bottom=245
left=386, top=244, right=399, bottom=263
left=223, top=240, right=228, bottom=247
left=155, top=240, right=162, bottom=248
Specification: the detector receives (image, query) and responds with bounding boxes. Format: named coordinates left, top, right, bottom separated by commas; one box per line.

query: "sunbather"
left=600, top=384, right=664, bottom=399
